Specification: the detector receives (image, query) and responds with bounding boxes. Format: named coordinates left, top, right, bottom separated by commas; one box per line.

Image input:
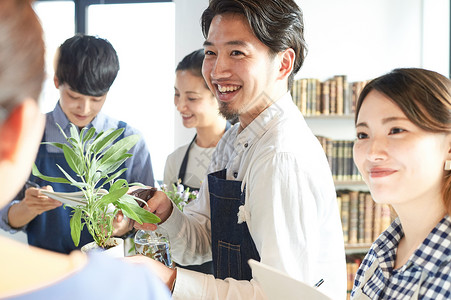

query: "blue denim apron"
left=208, top=169, right=261, bottom=280
left=25, top=122, right=127, bottom=254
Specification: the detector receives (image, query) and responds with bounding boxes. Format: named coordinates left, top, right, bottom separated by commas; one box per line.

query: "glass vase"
left=134, top=228, right=173, bottom=268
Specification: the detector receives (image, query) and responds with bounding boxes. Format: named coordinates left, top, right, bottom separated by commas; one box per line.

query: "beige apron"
left=352, top=259, right=428, bottom=299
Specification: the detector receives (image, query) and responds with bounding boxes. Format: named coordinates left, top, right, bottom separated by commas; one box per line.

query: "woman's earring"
left=445, top=160, right=451, bottom=171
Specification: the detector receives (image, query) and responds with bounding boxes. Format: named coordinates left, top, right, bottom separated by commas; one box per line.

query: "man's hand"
left=130, top=188, right=173, bottom=231
left=112, top=211, right=133, bottom=237
left=8, top=185, right=62, bottom=228
left=22, top=185, right=62, bottom=216
left=125, top=254, right=177, bottom=291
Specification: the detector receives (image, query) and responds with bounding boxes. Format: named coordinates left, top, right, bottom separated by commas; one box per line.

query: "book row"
left=346, top=256, right=362, bottom=299
left=316, top=136, right=362, bottom=182
left=337, top=190, right=393, bottom=245
left=290, top=75, right=368, bottom=116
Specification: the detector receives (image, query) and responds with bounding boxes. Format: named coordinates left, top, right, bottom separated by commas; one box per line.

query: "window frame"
left=36, top=0, right=172, bottom=34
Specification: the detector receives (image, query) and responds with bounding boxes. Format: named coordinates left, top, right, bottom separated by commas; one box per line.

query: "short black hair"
left=201, top=0, right=307, bottom=90
left=55, top=34, right=119, bottom=97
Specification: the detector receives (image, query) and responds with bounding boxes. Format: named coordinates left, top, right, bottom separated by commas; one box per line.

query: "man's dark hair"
left=201, top=0, right=307, bottom=90
left=55, top=34, right=119, bottom=97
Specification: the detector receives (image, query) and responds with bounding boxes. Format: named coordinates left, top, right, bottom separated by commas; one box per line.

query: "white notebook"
left=248, top=259, right=331, bottom=300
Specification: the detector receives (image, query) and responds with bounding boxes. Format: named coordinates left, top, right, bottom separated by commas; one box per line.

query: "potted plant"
left=32, top=123, right=160, bottom=256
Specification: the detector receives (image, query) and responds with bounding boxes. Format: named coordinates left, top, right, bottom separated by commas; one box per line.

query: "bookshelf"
left=291, top=74, right=391, bottom=299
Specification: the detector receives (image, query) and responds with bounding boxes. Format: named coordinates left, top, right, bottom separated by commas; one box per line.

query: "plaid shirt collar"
left=373, top=214, right=451, bottom=278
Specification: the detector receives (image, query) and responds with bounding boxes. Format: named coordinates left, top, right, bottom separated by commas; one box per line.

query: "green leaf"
left=70, top=209, right=82, bottom=247
left=110, top=179, right=128, bottom=192
left=69, top=124, right=80, bottom=144
left=115, top=201, right=142, bottom=224
left=56, top=123, right=67, bottom=140
left=94, top=187, right=128, bottom=210
left=56, top=164, right=78, bottom=184
left=32, top=164, right=71, bottom=184
left=98, top=134, right=139, bottom=167
left=41, top=142, right=65, bottom=150
left=92, top=128, right=124, bottom=154
left=98, top=154, right=131, bottom=175
left=62, top=144, right=83, bottom=175
left=127, top=204, right=161, bottom=224
left=102, top=168, right=127, bottom=187
left=82, top=127, right=96, bottom=144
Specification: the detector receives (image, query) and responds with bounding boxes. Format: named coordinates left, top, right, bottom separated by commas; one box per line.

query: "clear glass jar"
left=134, top=228, right=173, bottom=268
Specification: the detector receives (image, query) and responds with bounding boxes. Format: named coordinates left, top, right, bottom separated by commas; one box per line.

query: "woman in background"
left=163, top=49, right=230, bottom=193
left=351, top=68, right=451, bottom=299
left=163, top=49, right=230, bottom=275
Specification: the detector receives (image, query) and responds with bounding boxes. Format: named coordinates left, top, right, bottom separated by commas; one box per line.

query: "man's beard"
left=218, top=101, right=239, bottom=121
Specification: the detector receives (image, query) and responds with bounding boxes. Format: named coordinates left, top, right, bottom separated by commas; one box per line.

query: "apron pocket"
left=217, top=240, right=242, bottom=279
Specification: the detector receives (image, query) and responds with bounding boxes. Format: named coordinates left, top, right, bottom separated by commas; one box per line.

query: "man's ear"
left=0, top=99, right=44, bottom=204
left=277, top=48, right=295, bottom=81
left=53, top=75, right=59, bottom=89
left=0, top=99, right=43, bottom=161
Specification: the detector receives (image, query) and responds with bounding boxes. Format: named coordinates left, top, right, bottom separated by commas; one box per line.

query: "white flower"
left=237, top=205, right=250, bottom=224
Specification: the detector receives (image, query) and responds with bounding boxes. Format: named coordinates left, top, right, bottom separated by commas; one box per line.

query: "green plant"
left=161, top=179, right=198, bottom=211
left=32, top=123, right=160, bottom=249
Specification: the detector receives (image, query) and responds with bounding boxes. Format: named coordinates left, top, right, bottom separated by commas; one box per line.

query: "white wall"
left=171, top=0, right=449, bottom=144
left=173, top=0, right=209, bottom=149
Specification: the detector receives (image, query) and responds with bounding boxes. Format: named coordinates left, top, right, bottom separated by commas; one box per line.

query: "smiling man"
left=0, top=34, right=156, bottom=254
left=132, top=0, right=347, bottom=299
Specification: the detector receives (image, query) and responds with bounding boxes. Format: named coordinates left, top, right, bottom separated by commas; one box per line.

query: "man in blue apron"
left=133, top=0, right=347, bottom=299
left=0, top=35, right=156, bottom=254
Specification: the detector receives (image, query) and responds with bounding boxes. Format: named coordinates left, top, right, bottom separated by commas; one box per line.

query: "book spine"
left=373, top=202, right=382, bottom=241
left=364, top=193, right=374, bottom=244
left=348, top=191, right=359, bottom=245
left=340, top=192, right=350, bottom=244
left=357, top=191, right=365, bottom=244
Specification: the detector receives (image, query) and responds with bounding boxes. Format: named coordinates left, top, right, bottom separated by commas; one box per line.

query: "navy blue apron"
left=174, top=121, right=231, bottom=274
left=24, top=122, right=128, bottom=254
left=208, top=169, right=260, bottom=280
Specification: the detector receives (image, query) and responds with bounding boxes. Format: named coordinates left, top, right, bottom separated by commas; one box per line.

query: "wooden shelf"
left=334, top=180, right=366, bottom=186
left=305, top=114, right=354, bottom=120
left=345, top=244, right=371, bottom=254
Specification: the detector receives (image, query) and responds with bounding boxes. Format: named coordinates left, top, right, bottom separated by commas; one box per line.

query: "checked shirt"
left=351, top=215, right=451, bottom=299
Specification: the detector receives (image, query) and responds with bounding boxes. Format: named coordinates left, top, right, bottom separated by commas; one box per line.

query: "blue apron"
left=208, top=169, right=260, bottom=280
left=25, top=122, right=128, bottom=254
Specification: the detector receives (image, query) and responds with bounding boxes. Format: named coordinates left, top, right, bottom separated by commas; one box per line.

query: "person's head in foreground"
left=352, top=67, right=451, bottom=299
left=0, top=0, right=46, bottom=206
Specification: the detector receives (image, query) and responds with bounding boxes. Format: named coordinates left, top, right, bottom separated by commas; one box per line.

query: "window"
left=34, top=1, right=175, bottom=181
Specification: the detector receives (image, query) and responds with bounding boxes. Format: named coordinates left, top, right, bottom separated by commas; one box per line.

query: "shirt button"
left=244, top=142, right=248, bottom=148
left=233, top=172, right=238, bottom=178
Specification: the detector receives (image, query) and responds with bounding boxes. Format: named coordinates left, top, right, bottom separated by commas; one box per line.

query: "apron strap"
left=177, top=134, right=197, bottom=184
left=177, top=121, right=232, bottom=184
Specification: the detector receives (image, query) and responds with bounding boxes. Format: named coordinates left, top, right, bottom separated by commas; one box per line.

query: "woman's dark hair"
left=176, top=49, right=208, bottom=89
left=55, top=34, right=120, bottom=97
left=201, top=0, right=307, bottom=90
left=355, top=68, right=451, bottom=213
